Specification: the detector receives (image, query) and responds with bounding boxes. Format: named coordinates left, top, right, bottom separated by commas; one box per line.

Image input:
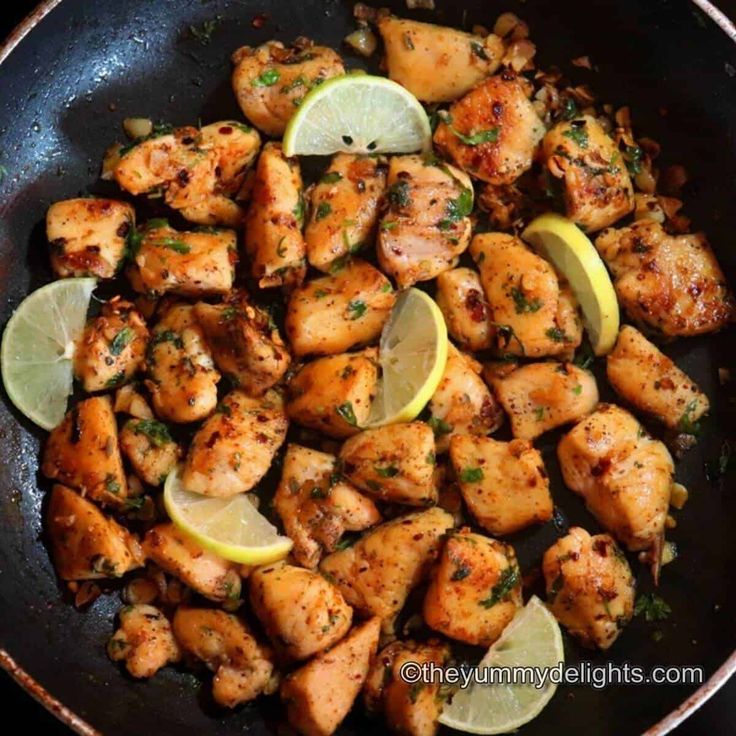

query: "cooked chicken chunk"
left=433, top=72, right=545, bottom=185
left=47, top=484, right=144, bottom=580
left=286, top=259, right=395, bottom=357
left=423, top=530, right=522, bottom=646
left=181, top=389, right=288, bottom=497
left=47, top=198, right=134, bottom=279
left=377, top=155, right=473, bottom=288
left=143, top=523, right=241, bottom=602
left=198, top=120, right=261, bottom=196
left=558, top=404, right=674, bottom=552
left=542, top=527, right=635, bottom=650
left=471, top=232, right=582, bottom=357
left=449, top=434, right=553, bottom=535
left=281, top=617, right=381, bottom=736
left=232, top=41, right=345, bottom=137
left=73, top=298, right=148, bottom=392
left=173, top=607, right=277, bottom=708
left=107, top=604, right=181, bottom=678
left=595, top=220, right=735, bottom=336
left=119, top=418, right=181, bottom=486
left=244, top=142, right=306, bottom=289
left=42, top=396, right=129, bottom=508
left=378, top=17, right=503, bottom=103
left=489, top=361, right=598, bottom=440
left=114, top=383, right=154, bottom=420
left=306, top=154, right=387, bottom=272
left=435, top=267, right=494, bottom=351
left=542, top=116, right=634, bottom=232
left=177, top=195, right=245, bottom=229
left=606, top=326, right=709, bottom=430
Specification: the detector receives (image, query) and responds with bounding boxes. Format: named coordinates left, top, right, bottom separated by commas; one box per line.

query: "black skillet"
left=0, top=0, right=735, bottom=734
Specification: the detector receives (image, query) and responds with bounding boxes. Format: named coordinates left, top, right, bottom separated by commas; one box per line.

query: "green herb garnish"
left=252, top=68, right=281, bottom=87
left=634, top=593, right=672, bottom=622
left=459, top=467, right=484, bottom=483
left=336, top=402, right=358, bottom=426
left=109, top=327, right=135, bottom=356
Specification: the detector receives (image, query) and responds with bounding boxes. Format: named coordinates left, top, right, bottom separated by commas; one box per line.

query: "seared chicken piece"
left=107, top=604, right=181, bottom=678
left=339, top=422, right=437, bottom=506
left=558, top=404, right=674, bottom=553
left=320, top=508, right=454, bottom=631
left=286, top=259, right=395, bottom=357
left=489, top=361, right=598, bottom=440
left=249, top=561, right=353, bottom=661
left=42, top=396, right=129, bottom=508
left=423, top=530, right=522, bottom=646
left=244, top=142, right=306, bottom=289
left=143, top=523, right=241, bottom=602
left=449, top=434, right=553, bottom=535
left=232, top=41, right=345, bottom=137
left=198, top=120, right=261, bottom=196
left=471, top=233, right=582, bottom=357
left=73, top=298, right=148, bottom=392
left=378, top=17, right=503, bottom=103
left=429, top=345, right=503, bottom=453
left=435, top=267, right=494, bottom=351
left=47, top=484, right=144, bottom=580
left=377, top=155, right=473, bottom=288
left=181, top=389, right=288, bottom=497
left=173, top=607, right=277, bottom=708
left=434, top=72, right=545, bottom=185
left=47, top=198, right=134, bottom=279
left=177, top=195, right=245, bottom=229
left=606, top=325, right=709, bottom=430
left=145, top=304, right=220, bottom=423
left=595, top=220, right=735, bottom=336
left=306, top=154, right=387, bottom=272
left=274, top=444, right=381, bottom=569
left=119, top=418, right=181, bottom=486
left=194, top=292, right=291, bottom=396
left=543, top=116, right=634, bottom=233
left=542, top=526, right=635, bottom=650
left=281, top=617, right=381, bottom=736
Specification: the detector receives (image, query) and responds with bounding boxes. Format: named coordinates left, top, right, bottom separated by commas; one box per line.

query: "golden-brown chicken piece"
left=107, top=604, right=181, bottom=678
left=378, top=17, right=503, bottom=103
left=558, top=404, right=674, bottom=553
left=429, top=345, right=503, bottom=453
left=232, top=40, right=345, bottom=137
left=73, top=298, right=148, bottom=393
left=306, top=154, right=387, bottom=272
left=449, top=434, right=553, bottom=535
left=274, top=444, right=381, bottom=569
left=595, top=220, right=735, bottom=336
left=423, top=529, right=522, bottom=646
left=178, top=195, right=245, bottom=229
left=173, top=607, right=277, bottom=708
left=143, top=523, right=241, bottom=602
left=339, top=422, right=437, bottom=506
left=145, top=304, right=220, bottom=423
left=194, top=292, right=291, bottom=396
left=489, top=361, right=598, bottom=440
left=46, top=484, right=144, bottom=580
left=433, top=72, right=545, bottom=185
left=198, top=120, right=261, bottom=196
left=47, top=198, right=135, bottom=279
left=542, top=527, right=635, bottom=650
left=435, top=267, right=494, bottom=351
left=181, top=389, right=288, bottom=497
left=377, top=155, right=473, bottom=288
left=606, top=326, right=709, bottom=431
left=364, top=639, right=451, bottom=736
left=42, top=396, right=129, bottom=508
left=281, top=617, right=381, bottom=736
left=542, top=116, right=634, bottom=233
left=471, top=233, right=582, bottom=357
left=119, top=418, right=181, bottom=486
left=244, top=142, right=306, bottom=289
left=320, top=508, right=454, bottom=631
left=286, top=259, right=395, bottom=357
left=249, top=561, right=353, bottom=661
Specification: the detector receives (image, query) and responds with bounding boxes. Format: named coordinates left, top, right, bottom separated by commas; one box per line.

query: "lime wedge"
left=366, top=288, right=448, bottom=427
left=283, top=74, right=432, bottom=157
left=164, top=466, right=292, bottom=565
left=1, top=278, right=96, bottom=430
left=522, top=213, right=619, bottom=356
left=439, top=596, right=564, bottom=735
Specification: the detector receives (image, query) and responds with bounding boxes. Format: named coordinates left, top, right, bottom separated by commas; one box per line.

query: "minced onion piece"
left=344, top=27, right=378, bottom=57
left=123, top=117, right=153, bottom=139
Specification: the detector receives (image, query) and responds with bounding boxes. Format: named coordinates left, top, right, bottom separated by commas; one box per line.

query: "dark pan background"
left=0, top=0, right=735, bottom=734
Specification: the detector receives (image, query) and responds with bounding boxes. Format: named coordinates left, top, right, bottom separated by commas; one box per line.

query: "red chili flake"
left=593, top=539, right=608, bottom=556
left=252, top=13, right=268, bottom=28
left=465, top=289, right=487, bottom=322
